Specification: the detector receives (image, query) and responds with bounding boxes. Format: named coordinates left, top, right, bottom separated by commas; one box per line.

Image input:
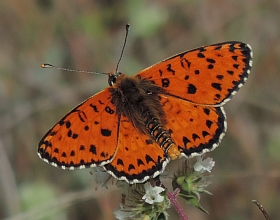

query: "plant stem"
left=167, top=189, right=188, bottom=220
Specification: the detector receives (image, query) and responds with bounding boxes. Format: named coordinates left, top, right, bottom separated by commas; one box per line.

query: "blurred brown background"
left=0, top=0, right=280, bottom=219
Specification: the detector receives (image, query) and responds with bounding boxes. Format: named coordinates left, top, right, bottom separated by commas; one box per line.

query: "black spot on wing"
left=197, top=52, right=205, bottom=58
left=67, top=129, right=72, bottom=137
left=187, top=84, right=197, bottom=94
left=101, top=129, right=111, bottom=137
left=101, top=152, right=108, bottom=158
left=229, top=44, right=235, bottom=52
left=98, top=100, right=104, bottom=105
left=180, top=55, right=191, bottom=69
left=65, top=121, right=71, bottom=128
left=162, top=78, right=170, bottom=88
left=89, top=144, right=97, bottom=155
left=233, top=64, right=239, bottom=69
left=145, top=139, right=153, bottom=145
left=128, top=164, right=135, bottom=171
left=206, top=120, right=213, bottom=129
left=49, top=131, right=57, bottom=136
left=167, top=64, right=175, bottom=75
left=78, top=111, right=87, bottom=122
left=214, top=45, right=222, bottom=50
left=90, top=104, right=98, bottom=112
left=70, top=150, right=75, bottom=156
left=72, top=133, right=78, bottom=139
left=105, top=106, right=114, bottom=114
left=192, top=133, right=200, bottom=141
left=203, top=108, right=210, bottom=116
left=145, top=154, right=155, bottom=164
left=137, top=159, right=145, bottom=167
left=206, top=58, right=216, bottom=64
left=211, top=83, right=222, bottom=91
left=117, top=159, right=124, bottom=166
left=215, top=94, right=221, bottom=100
left=202, top=131, right=210, bottom=137
left=199, top=47, right=207, bottom=52
left=182, top=136, right=190, bottom=147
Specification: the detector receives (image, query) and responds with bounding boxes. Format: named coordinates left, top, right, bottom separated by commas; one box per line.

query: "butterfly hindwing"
left=137, top=42, right=252, bottom=106
left=160, top=94, right=226, bottom=157
left=104, top=115, right=169, bottom=183
left=38, top=89, right=119, bottom=169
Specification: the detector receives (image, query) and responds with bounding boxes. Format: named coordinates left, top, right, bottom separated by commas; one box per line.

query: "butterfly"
left=38, top=41, right=252, bottom=184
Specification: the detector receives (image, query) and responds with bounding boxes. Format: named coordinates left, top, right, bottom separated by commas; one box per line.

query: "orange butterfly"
left=38, top=38, right=252, bottom=184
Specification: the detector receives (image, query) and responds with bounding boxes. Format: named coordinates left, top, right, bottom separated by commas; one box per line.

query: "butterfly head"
left=108, top=72, right=123, bottom=86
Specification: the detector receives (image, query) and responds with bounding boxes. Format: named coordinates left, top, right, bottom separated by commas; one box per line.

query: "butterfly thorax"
left=109, top=74, right=180, bottom=159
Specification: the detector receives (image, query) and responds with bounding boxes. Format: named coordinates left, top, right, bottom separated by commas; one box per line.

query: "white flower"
left=194, top=157, right=215, bottom=173
left=142, top=183, right=165, bottom=204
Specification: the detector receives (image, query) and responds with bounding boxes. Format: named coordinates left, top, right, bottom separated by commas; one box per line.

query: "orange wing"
left=136, top=42, right=252, bottom=105
left=104, top=115, right=169, bottom=184
left=38, top=89, right=119, bottom=169
left=160, top=94, right=226, bottom=157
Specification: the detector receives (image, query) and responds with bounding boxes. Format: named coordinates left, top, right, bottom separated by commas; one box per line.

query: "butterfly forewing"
left=137, top=42, right=252, bottom=106
left=38, top=89, right=119, bottom=169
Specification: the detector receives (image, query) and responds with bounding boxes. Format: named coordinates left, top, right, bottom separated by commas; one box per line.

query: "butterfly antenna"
left=252, top=200, right=271, bottom=220
left=41, top=64, right=109, bottom=76
left=115, top=24, right=130, bottom=74
left=42, top=24, right=130, bottom=76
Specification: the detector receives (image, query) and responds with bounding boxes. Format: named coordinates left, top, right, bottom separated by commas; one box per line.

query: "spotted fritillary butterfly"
left=38, top=34, right=252, bottom=184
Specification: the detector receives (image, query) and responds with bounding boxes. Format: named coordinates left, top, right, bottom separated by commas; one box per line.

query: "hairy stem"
left=167, top=188, right=188, bottom=220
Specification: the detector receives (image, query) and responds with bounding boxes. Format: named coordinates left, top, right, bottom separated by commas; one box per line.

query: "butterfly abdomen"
left=143, top=111, right=180, bottom=159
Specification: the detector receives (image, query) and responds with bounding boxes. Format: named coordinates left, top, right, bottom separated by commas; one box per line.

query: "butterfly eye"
left=108, top=72, right=123, bottom=86
left=108, top=74, right=117, bottom=86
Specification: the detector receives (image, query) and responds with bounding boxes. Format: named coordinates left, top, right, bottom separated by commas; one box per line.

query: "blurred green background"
left=1, top=0, right=280, bottom=219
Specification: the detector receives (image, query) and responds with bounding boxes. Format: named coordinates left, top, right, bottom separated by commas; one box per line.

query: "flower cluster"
left=92, top=156, right=215, bottom=219
left=172, top=156, right=215, bottom=214
left=114, top=182, right=170, bottom=220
